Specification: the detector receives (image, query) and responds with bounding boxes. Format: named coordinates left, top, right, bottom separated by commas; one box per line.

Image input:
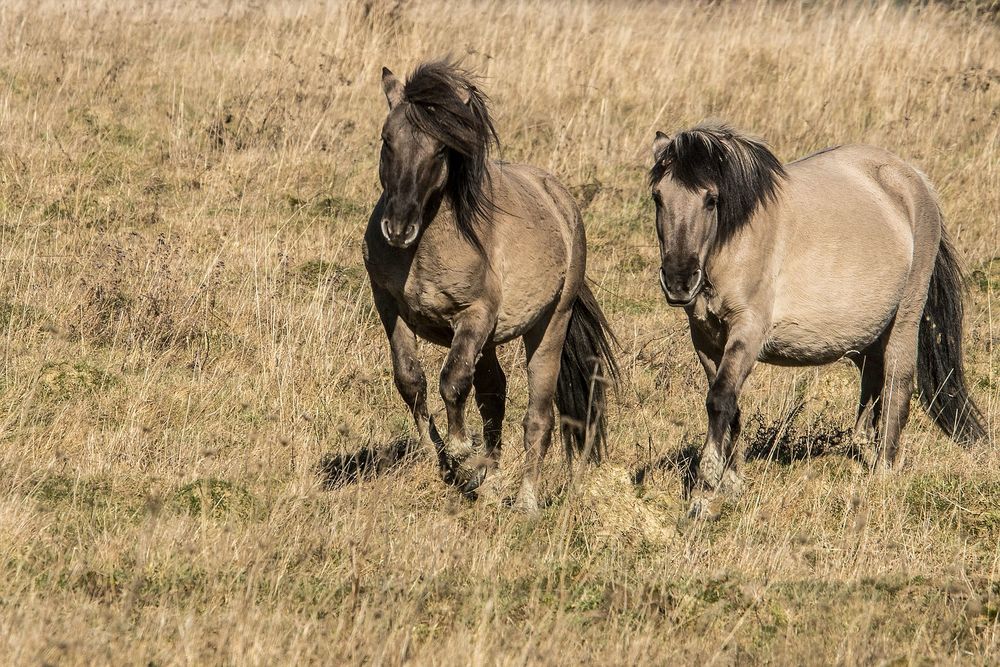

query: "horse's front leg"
left=438, top=301, right=498, bottom=493
left=690, top=320, right=763, bottom=518
left=373, top=285, right=434, bottom=452
left=473, top=346, right=507, bottom=462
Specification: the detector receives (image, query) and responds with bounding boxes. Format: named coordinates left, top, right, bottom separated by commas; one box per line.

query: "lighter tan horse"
left=364, top=60, right=618, bottom=511
left=648, top=123, right=985, bottom=517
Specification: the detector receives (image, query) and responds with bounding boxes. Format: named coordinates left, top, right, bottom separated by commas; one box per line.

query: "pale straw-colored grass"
left=0, top=0, right=997, bottom=664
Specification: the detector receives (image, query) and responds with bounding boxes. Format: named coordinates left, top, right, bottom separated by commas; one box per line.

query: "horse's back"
left=763, top=145, right=940, bottom=364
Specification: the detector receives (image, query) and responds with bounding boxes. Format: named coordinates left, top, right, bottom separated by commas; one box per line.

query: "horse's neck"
left=421, top=200, right=487, bottom=263
left=707, top=213, right=781, bottom=295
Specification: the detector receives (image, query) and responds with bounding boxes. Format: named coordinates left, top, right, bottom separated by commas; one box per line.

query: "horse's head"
left=649, top=123, right=785, bottom=307
left=377, top=61, right=498, bottom=251
left=649, top=130, right=717, bottom=305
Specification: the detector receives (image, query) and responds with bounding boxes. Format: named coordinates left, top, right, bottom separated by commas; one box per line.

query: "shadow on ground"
left=318, top=436, right=426, bottom=489
left=632, top=402, right=862, bottom=496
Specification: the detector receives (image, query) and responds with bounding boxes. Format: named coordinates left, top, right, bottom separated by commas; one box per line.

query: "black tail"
left=917, top=231, right=986, bottom=443
left=556, top=283, right=620, bottom=463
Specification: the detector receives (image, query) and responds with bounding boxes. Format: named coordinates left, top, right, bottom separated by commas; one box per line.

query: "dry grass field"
left=0, top=0, right=998, bottom=664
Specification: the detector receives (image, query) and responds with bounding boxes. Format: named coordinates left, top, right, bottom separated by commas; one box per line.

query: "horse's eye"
left=705, top=194, right=717, bottom=210
left=435, top=147, right=448, bottom=161
left=381, top=138, right=392, bottom=153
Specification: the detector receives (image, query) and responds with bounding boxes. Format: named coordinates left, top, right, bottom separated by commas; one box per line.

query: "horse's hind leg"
left=515, top=308, right=572, bottom=513
left=473, top=345, right=507, bottom=463
left=851, top=342, right=885, bottom=443
left=879, top=316, right=919, bottom=467
left=877, top=212, right=938, bottom=467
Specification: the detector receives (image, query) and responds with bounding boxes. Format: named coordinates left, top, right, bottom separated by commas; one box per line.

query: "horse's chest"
left=366, top=245, right=483, bottom=339
left=401, top=274, right=469, bottom=318
left=686, top=296, right=727, bottom=354
left=389, top=273, right=468, bottom=328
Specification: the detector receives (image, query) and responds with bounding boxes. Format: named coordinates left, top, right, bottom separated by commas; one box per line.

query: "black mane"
left=649, top=123, right=786, bottom=239
left=403, top=60, right=499, bottom=252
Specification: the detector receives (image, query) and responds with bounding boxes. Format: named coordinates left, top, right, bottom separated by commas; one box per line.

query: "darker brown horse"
left=364, top=60, right=618, bottom=511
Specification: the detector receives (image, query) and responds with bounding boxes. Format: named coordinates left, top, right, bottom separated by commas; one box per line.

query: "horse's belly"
left=762, top=314, right=891, bottom=365
left=762, top=194, right=915, bottom=365
left=494, top=271, right=566, bottom=343
left=392, top=250, right=569, bottom=345
left=764, top=278, right=907, bottom=365
left=492, top=222, right=575, bottom=343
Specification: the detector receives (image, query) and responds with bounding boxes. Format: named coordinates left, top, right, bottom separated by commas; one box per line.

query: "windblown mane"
left=649, top=123, right=786, bottom=240
left=402, top=60, right=499, bottom=252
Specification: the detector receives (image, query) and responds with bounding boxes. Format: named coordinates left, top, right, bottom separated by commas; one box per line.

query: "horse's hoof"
left=446, top=450, right=493, bottom=497
left=437, top=434, right=487, bottom=489
left=718, top=470, right=744, bottom=497
left=869, top=447, right=898, bottom=474
left=871, top=459, right=898, bottom=476
left=687, top=497, right=709, bottom=519
left=457, top=462, right=488, bottom=496
left=687, top=495, right=722, bottom=521
left=476, top=474, right=504, bottom=506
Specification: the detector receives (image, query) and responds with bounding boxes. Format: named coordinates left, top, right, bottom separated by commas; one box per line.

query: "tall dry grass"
left=0, top=0, right=997, bottom=664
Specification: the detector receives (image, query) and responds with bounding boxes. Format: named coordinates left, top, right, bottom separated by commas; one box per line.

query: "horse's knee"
left=706, top=388, right=738, bottom=424
left=393, top=356, right=426, bottom=405
left=440, top=359, right=475, bottom=407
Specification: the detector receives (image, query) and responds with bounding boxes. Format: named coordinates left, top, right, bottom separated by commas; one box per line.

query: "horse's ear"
left=652, top=131, right=671, bottom=162
left=382, top=67, right=403, bottom=109
left=457, top=84, right=472, bottom=105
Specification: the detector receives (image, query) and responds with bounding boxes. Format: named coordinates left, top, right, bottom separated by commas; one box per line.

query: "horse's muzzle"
left=660, top=266, right=704, bottom=307
left=381, top=218, right=420, bottom=248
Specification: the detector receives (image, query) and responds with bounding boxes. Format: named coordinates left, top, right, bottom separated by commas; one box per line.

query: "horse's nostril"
left=381, top=218, right=392, bottom=241
left=403, top=223, right=419, bottom=245
left=659, top=267, right=668, bottom=295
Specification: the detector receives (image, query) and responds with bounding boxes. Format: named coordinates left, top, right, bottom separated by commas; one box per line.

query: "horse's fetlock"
left=719, top=468, right=745, bottom=497
left=697, top=447, right=725, bottom=489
